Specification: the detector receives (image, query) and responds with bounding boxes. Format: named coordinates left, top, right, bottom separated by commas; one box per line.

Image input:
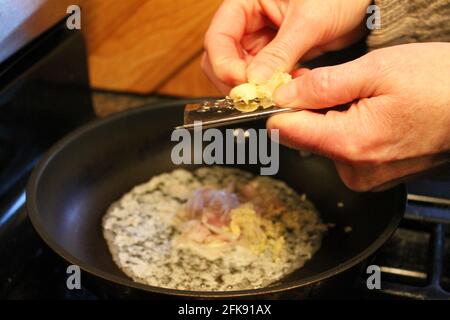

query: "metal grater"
left=175, top=98, right=293, bottom=130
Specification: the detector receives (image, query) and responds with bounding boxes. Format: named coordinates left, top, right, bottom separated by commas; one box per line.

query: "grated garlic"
left=228, top=70, right=292, bottom=112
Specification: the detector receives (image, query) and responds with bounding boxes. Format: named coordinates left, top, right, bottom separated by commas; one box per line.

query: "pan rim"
left=26, top=100, right=406, bottom=298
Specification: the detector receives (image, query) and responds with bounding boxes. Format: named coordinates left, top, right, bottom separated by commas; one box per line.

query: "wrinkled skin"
left=269, top=43, right=450, bottom=191
left=202, top=0, right=370, bottom=91
left=202, top=0, right=450, bottom=191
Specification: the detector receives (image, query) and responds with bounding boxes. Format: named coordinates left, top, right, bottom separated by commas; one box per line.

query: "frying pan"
left=26, top=100, right=406, bottom=298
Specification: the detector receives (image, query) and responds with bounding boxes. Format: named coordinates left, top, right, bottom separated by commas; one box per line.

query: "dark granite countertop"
left=92, top=91, right=178, bottom=118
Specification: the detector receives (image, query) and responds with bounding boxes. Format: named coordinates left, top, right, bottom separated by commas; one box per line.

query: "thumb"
left=268, top=95, right=390, bottom=160
left=267, top=110, right=346, bottom=158
left=274, top=54, right=380, bottom=109
left=247, top=5, right=318, bottom=83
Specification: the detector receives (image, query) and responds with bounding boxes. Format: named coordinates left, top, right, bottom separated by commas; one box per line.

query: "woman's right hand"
left=202, top=0, right=372, bottom=93
left=269, top=42, right=450, bottom=191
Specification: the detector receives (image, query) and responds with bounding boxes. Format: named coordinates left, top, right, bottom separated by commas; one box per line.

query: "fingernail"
left=274, top=83, right=296, bottom=106
left=247, top=64, right=273, bottom=84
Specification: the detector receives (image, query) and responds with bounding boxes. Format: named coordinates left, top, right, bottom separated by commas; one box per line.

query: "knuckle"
left=261, top=40, right=293, bottom=66
left=338, top=139, right=377, bottom=164
left=336, top=164, right=373, bottom=192
left=301, top=12, right=321, bottom=31
left=367, top=49, right=392, bottom=76
left=346, top=178, right=372, bottom=192
left=342, top=140, right=365, bottom=163
left=333, top=125, right=384, bottom=165
left=294, top=2, right=321, bottom=26
left=203, top=31, right=214, bottom=50
left=309, top=68, right=333, bottom=102
left=215, top=65, right=233, bottom=83
left=208, top=56, right=233, bottom=83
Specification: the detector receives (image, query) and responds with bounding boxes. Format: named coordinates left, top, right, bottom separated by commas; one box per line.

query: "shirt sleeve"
left=367, top=0, right=450, bottom=50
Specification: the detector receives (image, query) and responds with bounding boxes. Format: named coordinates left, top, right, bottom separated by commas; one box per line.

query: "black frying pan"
left=26, top=100, right=406, bottom=298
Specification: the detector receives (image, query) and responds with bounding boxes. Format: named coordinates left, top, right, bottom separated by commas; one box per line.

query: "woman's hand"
left=268, top=42, right=450, bottom=191
left=202, top=0, right=371, bottom=93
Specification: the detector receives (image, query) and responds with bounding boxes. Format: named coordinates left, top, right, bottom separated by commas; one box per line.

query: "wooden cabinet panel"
left=156, top=54, right=221, bottom=97
left=82, top=0, right=222, bottom=95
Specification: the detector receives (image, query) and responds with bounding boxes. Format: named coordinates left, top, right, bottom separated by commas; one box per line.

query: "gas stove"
left=1, top=18, right=449, bottom=301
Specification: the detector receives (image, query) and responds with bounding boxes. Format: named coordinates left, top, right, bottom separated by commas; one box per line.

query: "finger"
left=301, top=47, right=326, bottom=62
left=269, top=94, right=398, bottom=163
left=204, top=0, right=266, bottom=85
left=241, top=27, right=277, bottom=56
left=291, top=67, right=310, bottom=78
left=201, top=52, right=232, bottom=95
left=301, top=23, right=369, bottom=61
left=247, top=2, right=320, bottom=83
left=267, top=109, right=348, bottom=159
left=274, top=53, right=381, bottom=109
left=336, top=154, right=449, bottom=192
left=258, top=0, right=289, bottom=27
